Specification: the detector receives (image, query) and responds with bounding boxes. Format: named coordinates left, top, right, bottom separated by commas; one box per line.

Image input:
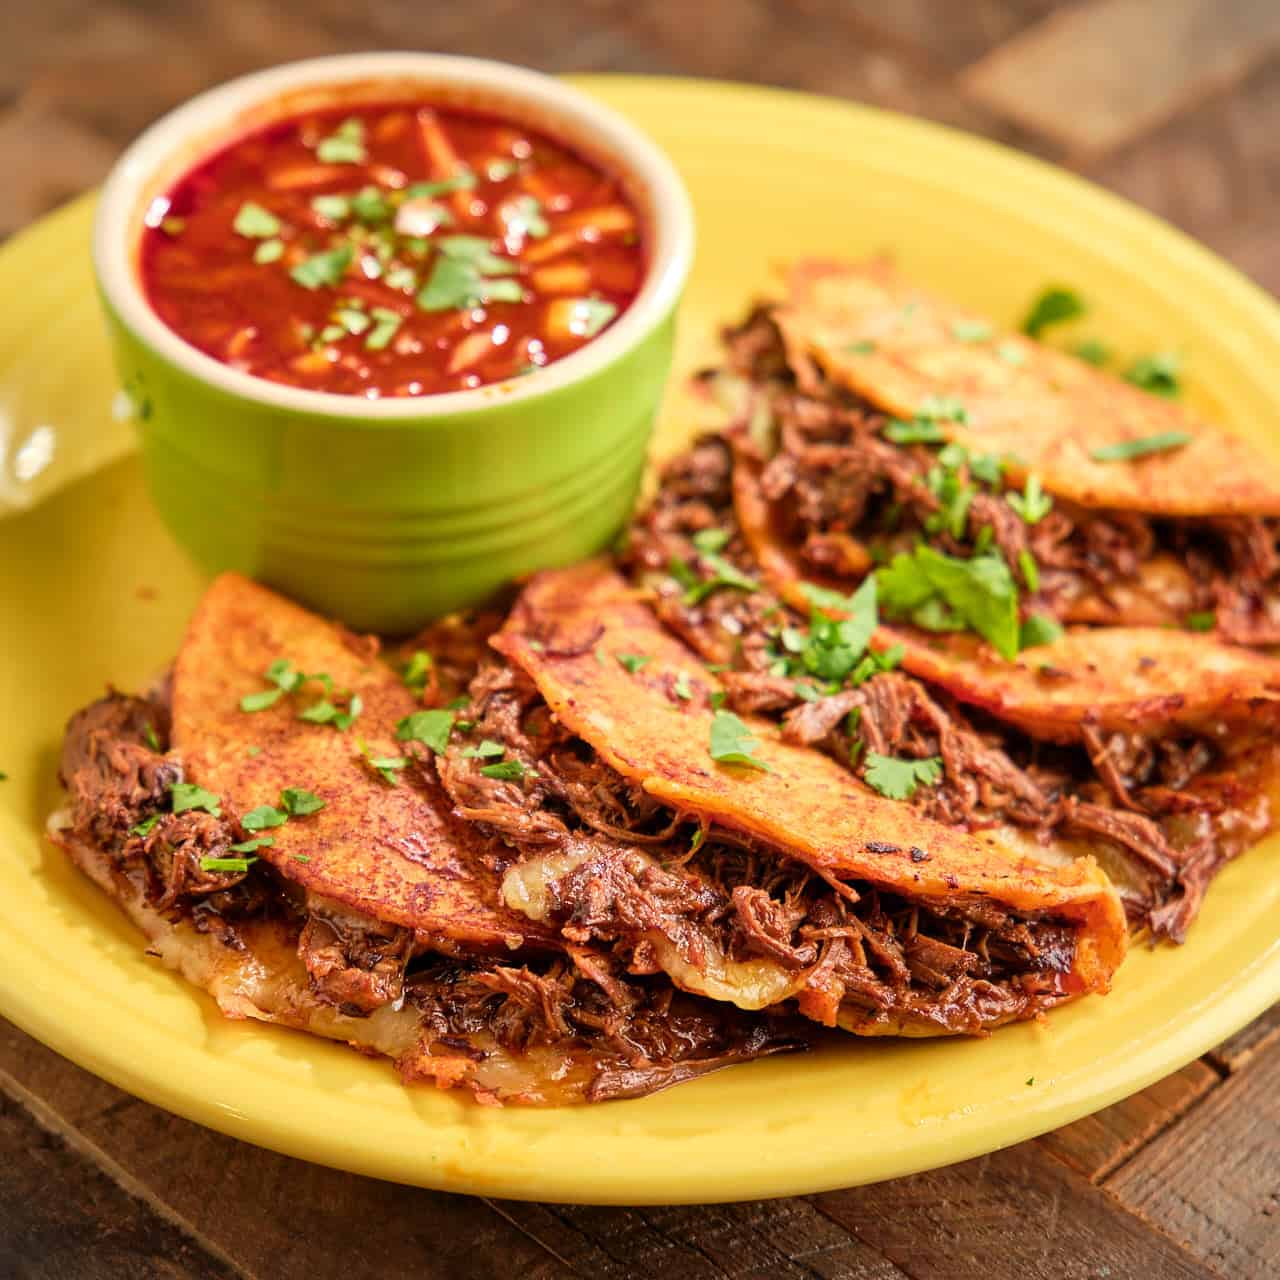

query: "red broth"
left=140, top=103, right=646, bottom=397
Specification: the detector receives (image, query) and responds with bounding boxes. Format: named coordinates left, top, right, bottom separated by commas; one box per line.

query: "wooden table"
left=5, top=2, right=1280, bottom=1275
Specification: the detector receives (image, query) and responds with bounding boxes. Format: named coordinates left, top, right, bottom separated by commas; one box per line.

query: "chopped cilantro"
left=708, top=710, right=771, bottom=772
left=878, top=546, right=1020, bottom=660
left=402, top=650, right=433, bottom=690
left=404, top=172, right=477, bottom=199
left=315, top=118, right=367, bottom=164
left=299, top=699, right=339, bottom=724
left=683, top=552, right=759, bottom=605
left=291, top=245, right=353, bottom=290
left=1090, top=432, right=1191, bottom=463
left=240, top=805, right=288, bottom=832
left=233, top=201, right=281, bottom=239
left=351, top=185, right=390, bottom=224
left=333, top=695, right=363, bottom=732
left=229, top=836, right=275, bottom=854
left=143, top=723, right=161, bottom=752
left=709, top=690, right=727, bottom=710
left=1018, top=549, right=1041, bottom=593
left=254, top=238, right=284, bottom=264
left=885, top=418, right=946, bottom=445
left=462, top=740, right=505, bottom=760
left=170, top=782, right=221, bottom=817
left=396, top=709, right=455, bottom=754
left=793, top=682, right=820, bottom=702
left=563, top=298, right=617, bottom=338
left=364, top=307, right=402, bottom=351
left=385, top=265, right=419, bottom=292
left=616, top=652, right=652, bottom=674
left=691, top=527, right=731, bottom=554
left=845, top=339, right=877, bottom=354
left=863, top=753, right=943, bottom=800
left=417, top=251, right=522, bottom=312
left=369, top=755, right=408, bottom=785
left=1073, top=338, right=1111, bottom=366
left=481, top=760, right=530, bottom=781
left=1022, top=286, right=1085, bottom=337
left=1124, top=351, right=1181, bottom=398
left=504, top=194, right=549, bottom=239
left=280, top=788, right=325, bottom=817
left=292, top=854, right=310, bottom=863
left=1186, top=610, right=1217, bottom=632
left=129, top=814, right=161, bottom=838
left=674, top=672, right=693, bottom=701
left=199, top=856, right=257, bottom=874
left=916, top=395, right=968, bottom=423
left=1006, top=473, right=1053, bottom=524
left=334, top=306, right=371, bottom=336
left=1020, top=613, right=1063, bottom=648
left=951, top=320, right=993, bottom=343
left=311, top=194, right=351, bottom=222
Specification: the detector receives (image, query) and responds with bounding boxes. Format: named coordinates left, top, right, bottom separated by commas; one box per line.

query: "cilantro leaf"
left=1090, top=432, right=1191, bottom=463
left=396, top=709, right=455, bottom=754
left=1018, top=549, right=1041, bottom=593
left=562, top=298, right=617, bottom=338
left=480, top=759, right=531, bottom=781
left=1186, top=610, right=1216, bottom=632
left=863, top=753, right=943, bottom=800
left=674, top=672, right=693, bottom=701
left=240, top=805, right=288, bottom=832
left=878, top=546, right=1020, bottom=660
left=1022, top=286, right=1085, bottom=337
left=462, top=739, right=505, bottom=760
left=311, top=194, right=351, bottom=222
left=1123, top=351, right=1181, bottom=398
left=280, top=788, right=325, bottom=817
left=884, top=418, right=946, bottom=445
left=616, top=652, right=652, bottom=674
left=290, top=246, right=353, bottom=290
left=129, top=814, right=161, bottom=838
left=233, top=201, right=281, bottom=239
left=403, top=172, right=477, bottom=199
left=708, top=711, right=771, bottom=772
left=1006, top=473, right=1053, bottom=524
left=199, top=856, right=257, bottom=874
left=504, top=194, right=549, bottom=239
left=315, top=118, right=366, bottom=164
left=683, top=552, right=759, bottom=605
left=1073, top=338, right=1111, bottom=367
left=691, top=527, right=731, bottom=554
left=1019, top=613, right=1064, bottom=648
left=229, top=836, right=275, bottom=853
left=364, top=307, right=402, bottom=351
left=402, top=651, right=433, bottom=690
left=170, top=782, right=222, bottom=816
left=951, top=320, right=993, bottom=343
left=254, top=238, right=284, bottom=264
left=916, top=395, right=968, bottom=423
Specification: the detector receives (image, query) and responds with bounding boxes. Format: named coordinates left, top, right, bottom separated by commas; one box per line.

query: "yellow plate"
left=2, top=76, right=1279, bottom=1205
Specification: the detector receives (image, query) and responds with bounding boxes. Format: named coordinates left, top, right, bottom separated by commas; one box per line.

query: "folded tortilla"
left=52, top=573, right=799, bottom=1103
left=732, top=448, right=1280, bottom=741
left=490, top=561, right=1127, bottom=1032
left=775, top=259, right=1280, bottom=517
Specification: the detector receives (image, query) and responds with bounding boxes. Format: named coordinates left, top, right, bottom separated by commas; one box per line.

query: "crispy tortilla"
left=492, top=561, right=1128, bottom=999
left=732, top=448, right=1280, bottom=741
left=170, top=573, right=549, bottom=950
left=775, top=259, right=1280, bottom=517
left=51, top=821, right=781, bottom=1105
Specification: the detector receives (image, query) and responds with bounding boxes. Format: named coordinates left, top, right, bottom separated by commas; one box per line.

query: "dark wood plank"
left=814, top=1141, right=1216, bottom=1279
left=491, top=1198, right=906, bottom=1280
left=1107, top=1036, right=1280, bottom=1274
left=0, top=1019, right=567, bottom=1280
left=1037, top=1059, right=1220, bottom=1182
left=1090, top=56, right=1280, bottom=294
left=1206, top=1002, right=1280, bottom=1073
left=0, top=1086, right=235, bottom=1279
left=962, top=0, right=1280, bottom=156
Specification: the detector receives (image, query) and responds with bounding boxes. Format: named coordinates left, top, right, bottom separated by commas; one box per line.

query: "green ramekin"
left=92, top=54, right=693, bottom=632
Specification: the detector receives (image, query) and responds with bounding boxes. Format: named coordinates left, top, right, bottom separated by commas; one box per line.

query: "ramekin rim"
left=92, top=52, right=694, bottom=420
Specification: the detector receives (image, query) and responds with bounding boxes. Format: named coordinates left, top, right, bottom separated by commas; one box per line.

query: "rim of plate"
left=92, top=53, right=695, bottom=421
left=8, top=75, right=1280, bottom=1204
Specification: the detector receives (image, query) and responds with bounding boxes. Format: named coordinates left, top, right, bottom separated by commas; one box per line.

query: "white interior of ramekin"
left=93, top=52, right=694, bottom=419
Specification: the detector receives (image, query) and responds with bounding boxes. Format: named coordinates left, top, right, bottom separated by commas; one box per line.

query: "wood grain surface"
left=4, top=1, right=1278, bottom=1276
